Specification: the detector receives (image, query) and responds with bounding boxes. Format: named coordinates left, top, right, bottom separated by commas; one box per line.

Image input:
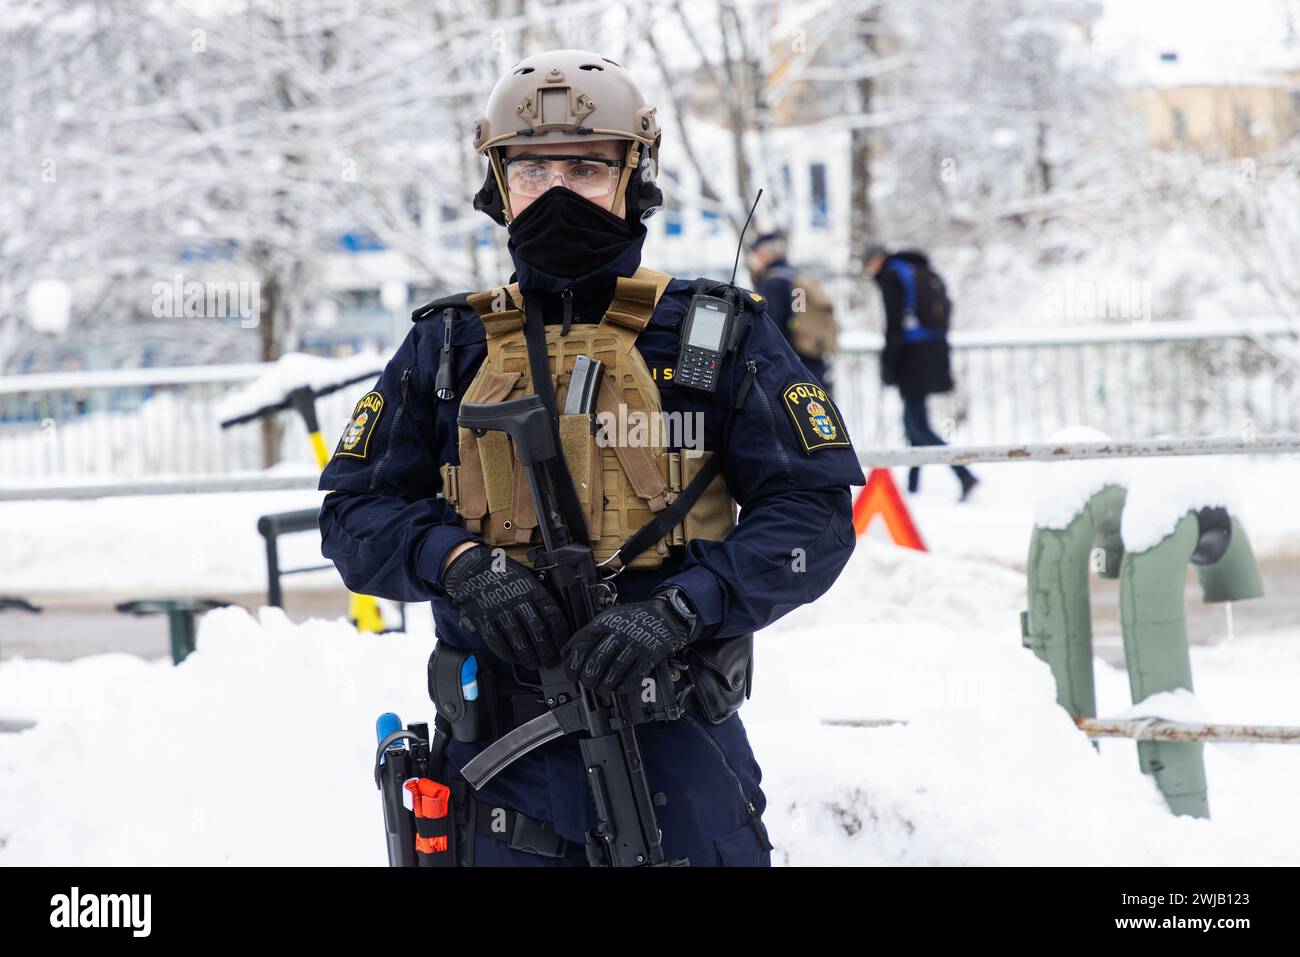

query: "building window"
left=1235, top=104, right=1252, bottom=136
left=403, top=185, right=423, bottom=228
left=810, top=162, right=829, bottom=229
left=1172, top=108, right=1187, bottom=142
left=662, top=170, right=683, bottom=237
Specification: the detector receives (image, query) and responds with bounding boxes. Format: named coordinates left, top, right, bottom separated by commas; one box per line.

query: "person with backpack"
left=748, top=232, right=838, bottom=392
left=866, top=244, right=978, bottom=501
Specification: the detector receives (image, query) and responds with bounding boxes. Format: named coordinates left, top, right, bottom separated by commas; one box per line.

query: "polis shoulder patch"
left=334, top=391, right=384, bottom=459
left=781, top=381, right=849, bottom=452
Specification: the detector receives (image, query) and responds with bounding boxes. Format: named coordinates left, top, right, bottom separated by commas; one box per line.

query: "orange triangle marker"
left=852, top=468, right=927, bottom=551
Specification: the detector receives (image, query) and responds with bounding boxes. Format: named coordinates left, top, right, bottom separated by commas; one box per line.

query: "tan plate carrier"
left=439, top=268, right=736, bottom=570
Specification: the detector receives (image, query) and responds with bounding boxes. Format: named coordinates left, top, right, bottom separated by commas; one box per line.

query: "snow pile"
left=1120, top=456, right=1237, bottom=553
left=748, top=543, right=1300, bottom=866
left=1113, top=689, right=1213, bottom=725
left=4, top=541, right=1300, bottom=866
left=2, top=452, right=1296, bottom=599
left=0, top=489, right=327, bottom=595
left=1031, top=427, right=1129, bottom=530
left=215, top=351, right=385, bottom=423
left=890, top=453, right=1300, bottom=570
left=0, top=607, right=431, bottom=866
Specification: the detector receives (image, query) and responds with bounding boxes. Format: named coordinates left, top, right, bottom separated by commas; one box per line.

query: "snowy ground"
left=1, top=454, right=1297, bottom=600
left=2, top=534, right=1298, bottom=866
left=2, top=450, right=1297, bottom=865
left=0, top=483, right=329, bottom=597
left=889, top=454, right=1300, bottom=569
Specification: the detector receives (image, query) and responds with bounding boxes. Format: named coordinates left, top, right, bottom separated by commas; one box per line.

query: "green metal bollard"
left=1118, top=506, right=1263, bottom=819
left=1197, top=517, right=1263, bottom=604
left=115, top=598, right=228, bottom=665
left=1023, top=484, right=1126, bottom=719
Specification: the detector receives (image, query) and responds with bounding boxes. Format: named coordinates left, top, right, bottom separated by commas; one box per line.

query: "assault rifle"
left=456, top=393, right=688, bottom=867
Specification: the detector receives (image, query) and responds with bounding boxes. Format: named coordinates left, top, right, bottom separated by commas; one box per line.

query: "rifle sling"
left=611, top=361, right=756, bottom=569
left=522, top=295, right=591, bottom=548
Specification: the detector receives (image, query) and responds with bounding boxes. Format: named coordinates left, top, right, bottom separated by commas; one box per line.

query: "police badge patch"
left=335, top=391, right=384, bottom=459
left=781, top=381, right=849, bottom=452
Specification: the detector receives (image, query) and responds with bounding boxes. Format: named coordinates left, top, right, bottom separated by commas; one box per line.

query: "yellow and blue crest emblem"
left=334, top=391, right=384, bottom=459
left=781, top=382, right=849, bottom=452
left=805, top=399, right=838, bottom=441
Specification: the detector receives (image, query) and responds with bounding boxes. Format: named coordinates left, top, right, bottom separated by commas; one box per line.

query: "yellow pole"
left=308, top=430, right=331, bottom=470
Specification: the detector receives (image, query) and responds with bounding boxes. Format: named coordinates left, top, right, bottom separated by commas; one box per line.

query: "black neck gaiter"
left=507, top=187, right=642, bottom=280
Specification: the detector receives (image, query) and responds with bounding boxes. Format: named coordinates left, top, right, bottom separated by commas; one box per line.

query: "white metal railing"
left=834, top=316, right=1300, bottom=449
left=1, top=317, right=1297, bottom=481
left=858, top=433, right=1300, bottom=467
left=6, top=433, right=1299, bottom=501
left=0, top=363, right=373, bottom=481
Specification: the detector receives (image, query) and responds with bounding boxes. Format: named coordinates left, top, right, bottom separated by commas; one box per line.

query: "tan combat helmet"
left=472, top=49, right=663, bottom=225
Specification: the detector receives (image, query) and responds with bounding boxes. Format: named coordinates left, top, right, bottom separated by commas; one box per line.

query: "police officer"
left=748, top=231, right=837, bottom=391
left=320, top=50, right=864, bottom=867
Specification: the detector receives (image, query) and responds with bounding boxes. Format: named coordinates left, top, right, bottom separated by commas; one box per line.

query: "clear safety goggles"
left=502, top=155, right=624, bottom=199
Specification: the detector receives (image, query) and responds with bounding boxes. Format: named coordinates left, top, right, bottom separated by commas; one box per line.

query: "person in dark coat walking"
left=866, top=244, right=978, bottom=501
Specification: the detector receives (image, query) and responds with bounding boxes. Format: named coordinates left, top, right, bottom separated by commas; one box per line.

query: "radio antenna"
left=729, top=189, right=764, bottom=290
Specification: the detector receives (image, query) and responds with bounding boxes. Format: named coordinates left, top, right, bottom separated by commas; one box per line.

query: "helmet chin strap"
left=489, top=150, right=515, bottom=225
left=610, top=140, right=639, bottom=220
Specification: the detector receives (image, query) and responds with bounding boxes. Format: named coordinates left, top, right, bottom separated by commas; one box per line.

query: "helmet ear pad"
left=627, top=140, right=663, bottom=223
left=473, top=164, right=508, bottom=227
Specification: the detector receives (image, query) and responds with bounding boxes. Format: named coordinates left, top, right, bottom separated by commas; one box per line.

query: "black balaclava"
left=507, top=186, right=644, bottom=280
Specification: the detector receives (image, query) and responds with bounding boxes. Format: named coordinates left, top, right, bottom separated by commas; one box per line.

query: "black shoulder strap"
left=610, top=360, right=757, bottom=570
left=522, top=295, right=591, bottom=548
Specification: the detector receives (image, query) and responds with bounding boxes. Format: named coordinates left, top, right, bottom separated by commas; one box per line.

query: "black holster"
left=428, top=643, right=499, bottom=743
left=683, top=632, right=754, bottom=724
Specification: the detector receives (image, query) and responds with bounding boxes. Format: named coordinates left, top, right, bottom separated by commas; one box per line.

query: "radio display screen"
left=687, top=302, right=728, bottom=351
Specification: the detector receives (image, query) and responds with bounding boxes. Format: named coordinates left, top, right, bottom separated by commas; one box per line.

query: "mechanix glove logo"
left=782, top=381, right=849, bottom=452
left=335, top=391, right=384, bottom=459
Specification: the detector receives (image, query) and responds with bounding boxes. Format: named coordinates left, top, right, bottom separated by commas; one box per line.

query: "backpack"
left=769, top=266, right=838, bottom=359
left=889, top=255, right=951, bottom=335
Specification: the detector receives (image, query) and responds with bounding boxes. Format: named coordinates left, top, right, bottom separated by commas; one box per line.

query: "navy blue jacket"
left=875, top=252, right=954, bottom=398
left=318, top=232, right=864, bottom=854
left=753, top=257, right=830, bottom=387
left=321, top=235, right=862, bottom=641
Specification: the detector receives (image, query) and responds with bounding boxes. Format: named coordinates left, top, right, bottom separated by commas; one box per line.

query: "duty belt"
left=470, top=798, right=575, bottom=860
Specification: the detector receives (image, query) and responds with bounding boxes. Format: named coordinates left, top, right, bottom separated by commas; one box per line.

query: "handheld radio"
left=674, top=190, right=764, bottom=392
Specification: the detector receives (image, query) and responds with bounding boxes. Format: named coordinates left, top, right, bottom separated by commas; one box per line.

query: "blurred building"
left=1129, top=48, right=1300, bottom=156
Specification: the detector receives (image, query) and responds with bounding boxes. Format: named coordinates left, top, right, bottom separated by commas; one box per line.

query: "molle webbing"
left=465, top=286, right=525, bottom=338
left=444, top=268, right=736, bottom=568
left=465, top=269, right=673, bottom=340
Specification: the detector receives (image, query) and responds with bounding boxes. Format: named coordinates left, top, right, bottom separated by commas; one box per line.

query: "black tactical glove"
left=565, top=588, right=699, bottom=695
left=440, top=544, right=570, bottom=669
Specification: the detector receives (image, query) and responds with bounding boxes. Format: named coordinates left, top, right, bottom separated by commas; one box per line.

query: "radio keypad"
left=677, top=345, right=718, bottom=389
